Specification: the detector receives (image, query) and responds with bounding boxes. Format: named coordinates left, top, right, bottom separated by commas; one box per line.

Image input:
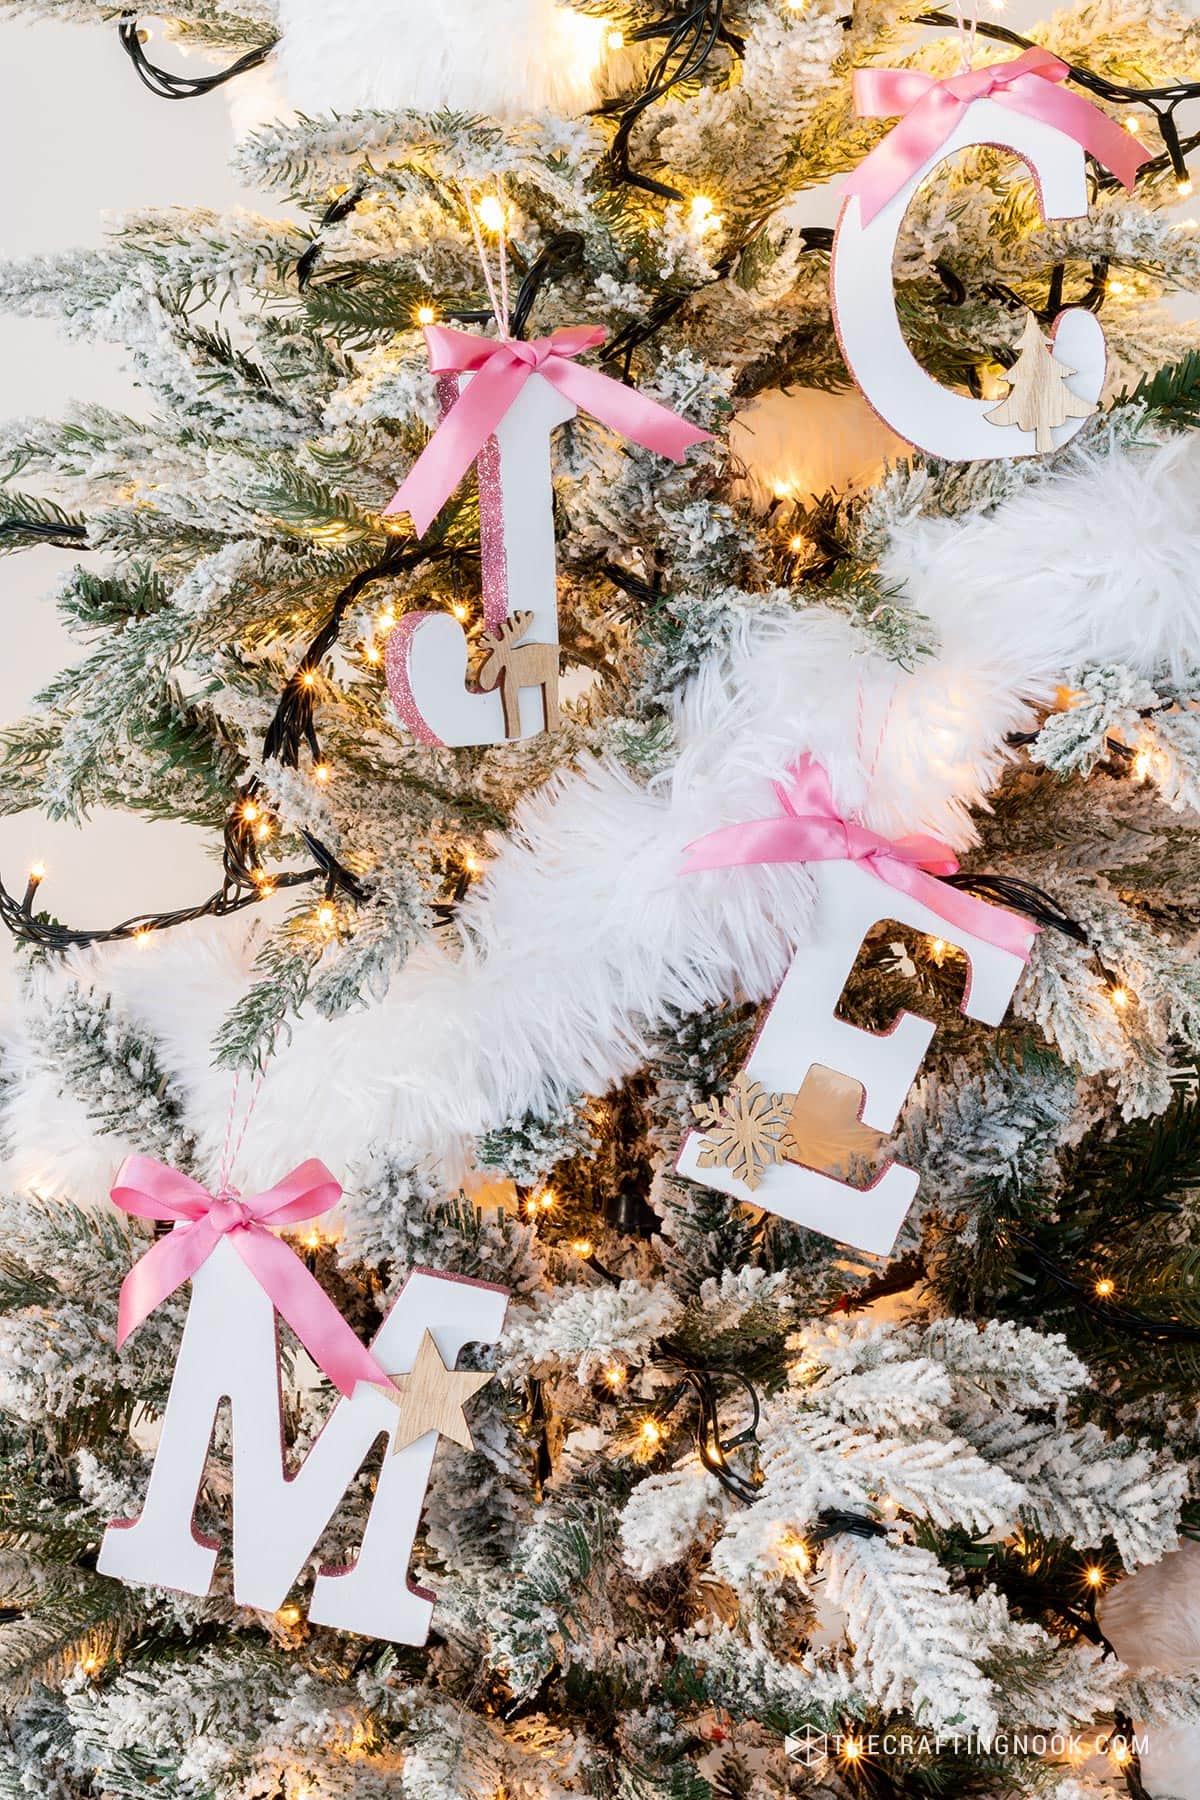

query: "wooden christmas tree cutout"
left=984, top=311, right=1098, bottom=453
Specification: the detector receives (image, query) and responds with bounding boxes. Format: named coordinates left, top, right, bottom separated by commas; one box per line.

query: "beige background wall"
left=0, top=19, right=245, bottom=986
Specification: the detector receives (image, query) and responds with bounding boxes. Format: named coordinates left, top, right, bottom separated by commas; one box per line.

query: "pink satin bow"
left=681, top=756, right=1035, bottom=960
left=384, top=323, right=711, bottom=536
left=111, top=1155, right=393, bottom=1398
left=844, top=48, right=1151, bottom=226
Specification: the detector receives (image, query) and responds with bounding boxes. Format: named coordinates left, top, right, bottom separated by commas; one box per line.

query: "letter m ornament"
left=98, top=1245, right=507, bottom=1644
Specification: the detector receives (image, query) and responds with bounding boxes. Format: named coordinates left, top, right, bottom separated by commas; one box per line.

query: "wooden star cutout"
left=373, top=1331, right=493, bottom=1456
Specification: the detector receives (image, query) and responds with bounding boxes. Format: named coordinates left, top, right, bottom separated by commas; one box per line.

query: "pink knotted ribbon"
left=681, top=756, right=1035, bottom=960
left=111, top=1155, right=393, bottom=1398
left=384, top=323, right=711, bottom=536
left=844, top=48, right=1151, bottom=226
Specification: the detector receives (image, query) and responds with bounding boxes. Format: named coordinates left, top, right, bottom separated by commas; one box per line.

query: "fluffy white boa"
left=8, top=436, right=1200, bottom=1200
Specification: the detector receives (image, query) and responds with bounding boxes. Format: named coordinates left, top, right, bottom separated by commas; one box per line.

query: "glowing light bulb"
left=930, top=938, right=947, bottom=963
left=28, top=861, right=46, bottom=882
left=451, top=601, right=470, bottom=622
left=300, top=669, right=316, bottom=688
left=1086, top=1565, right=1106, bottom=1588
left=464, top=853, right=481, bottom=875
left=415, top=304, right=437, bottom=326
left=1110, top=985, right=1130, bottom=1010
left=258, top=881, right=276, bottom=899
left=538, top=1188, right=556, bottom=1211
left=788, top=533, right=809, bottom=554
left=606, top=27, right=625, bottom=48
left=1179, top=177, right=1194, bottom=197
left=1125, top=115, right=1143, bottom=135
left=1095, top=1277, right=1116, bottom=1299
left=640, top=1418, right=662, bottom=1447
left=318, top=903, right=336, bottom=932
left=477, top=194, right=507, bottom=233
left=365, top=642, right=381, bottom=664
left=1111, top=1741, right=1131, bottom=1766
left=572, top=1238, right=594, bottom=1257
left=690, top=194, right=715, bottom=223
left=242, top=801, right=260, bottom=823
left=277, top=1603, right=302, bottom=1626
left=256, top=820, right=272, bottom=842
left=304, top=1226, right=323, bottom=1251
left=842, top=1738, right=863, bottom=1763
left=134, top=928, right=152, bottom=948
left=604, top=1364, right=626, bottom=1388
left=377, top=606, right=396, bottom=629
left=1133, top=744, right=1154, bottom=780
left=314, top=763, right=331, bottom=784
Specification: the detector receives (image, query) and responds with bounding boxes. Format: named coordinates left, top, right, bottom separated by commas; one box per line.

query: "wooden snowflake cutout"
left=692, top=1073, right=796, bottom=1191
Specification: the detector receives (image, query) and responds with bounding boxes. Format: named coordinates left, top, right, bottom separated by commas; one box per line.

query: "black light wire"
left=118, top=13, right=275, bottom=100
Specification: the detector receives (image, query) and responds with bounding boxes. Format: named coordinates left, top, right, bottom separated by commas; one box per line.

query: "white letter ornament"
left=98, top=1256, right=508, bottom=1644
left=832, top=95, right=1105, bottom=461
left=675, top=857, right=1035, bottom=1257
left=385, top=370, right=574, bottom=747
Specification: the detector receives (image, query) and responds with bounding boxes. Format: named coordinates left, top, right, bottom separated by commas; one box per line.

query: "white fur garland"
left=7, top=436, right=1200, bottom=1199
left=277, top=0, right=613, bottom=120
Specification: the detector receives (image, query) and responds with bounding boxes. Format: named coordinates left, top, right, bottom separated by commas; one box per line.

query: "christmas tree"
left=1, top=1, right=1200, bottom=1795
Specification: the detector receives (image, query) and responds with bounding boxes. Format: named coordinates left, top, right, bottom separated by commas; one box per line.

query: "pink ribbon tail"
left=112, top=1154, right=392, bottom=1398
left=384, top=323, right=711, bottom=536
left=844, top=49, right=1152, bottom=226
left=681, top=755, right=1035, bottom=960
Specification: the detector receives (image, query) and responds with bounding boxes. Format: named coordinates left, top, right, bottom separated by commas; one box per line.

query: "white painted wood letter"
left=676, top=859, right=1034, bottom=1256
left=98, top=1256, right=508, bottom=1644
left=386, top=370, right=575, bottom=746
left=831, top=97, right=1106, bottom=461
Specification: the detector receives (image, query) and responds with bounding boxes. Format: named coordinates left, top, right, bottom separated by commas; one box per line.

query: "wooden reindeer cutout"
left=475, top=610, right=560, bottom=739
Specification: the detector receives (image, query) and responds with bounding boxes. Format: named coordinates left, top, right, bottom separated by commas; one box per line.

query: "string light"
left=134, top=928, right=152, bottom=948
left=1125, top=115, right=1143, bottom=134
left=277, top=1603, right=303, bottom=1626
left=255, top=820, right=272, bottom=842
left=1110, top=985, right=1130, bottom=1010
left=377, top=606, right=396, bottom=630
left=571, top=1238, right=594, bottom=1257
left=451, top=601, right=470, bottom=622
left=241, top=801, right=260, bottom=823
left=688, top=194, right=721, bottom=231
left=364, top=642, right=381, bottom=664
left=603, top=1363, right=626, bottom=1388
left=477, top=194, right=507, bottom=233
left=842, top=1738, right=863, bottom=1763
left=415, top=303, right=437, bottom=326
left=303, top=1225, right=324, bottom=1251
left=639, top=1418, right=663, bottom=1448
left=1108, top=277, right=1128, bottom=296
left=1110, top=1739, right=1132, bottom=1766
left=1086, top=1565, right=1106, bottom=1588
left=778, top=1533, right=812, bottom=1574
left=606, top=26, right=625, bottom=48
left=317, top=903, right=337, bottom=932
left=28, top=862, right=45, bottom=884
left=788, top=533, right=809, bottom=554
left=1133, top=743, right=1154, bottom=780
left=463, top=853, right=481, bottom=875
left=314, top=763, right=331, bottom=784
left=300, top=669, right=317, bottom=688
left=1095, top=1276, right=1116, bottom=1299
left=1178, top=177, right=1194, bottom=196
